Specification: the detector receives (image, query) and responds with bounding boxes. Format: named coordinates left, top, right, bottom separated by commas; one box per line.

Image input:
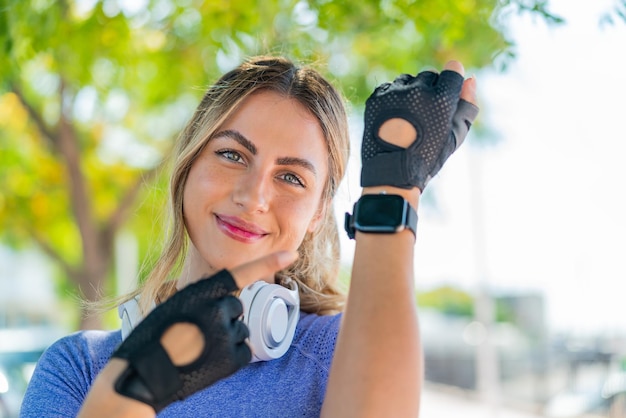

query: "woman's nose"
left=232, top=170, right=271, bottom=213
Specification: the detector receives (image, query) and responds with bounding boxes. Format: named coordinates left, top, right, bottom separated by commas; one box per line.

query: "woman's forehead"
left=218, top=91, right=328, bottom=157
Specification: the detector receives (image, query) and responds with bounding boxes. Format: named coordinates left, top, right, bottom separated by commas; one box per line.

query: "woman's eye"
left=216, top=149, right=244, bottom=163
left=282, top=173, right=305, bottom=187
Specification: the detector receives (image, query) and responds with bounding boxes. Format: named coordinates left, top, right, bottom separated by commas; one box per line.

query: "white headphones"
left=238, top=278, right=299, bottom=362
left=118, top=279, right=300, bottom=363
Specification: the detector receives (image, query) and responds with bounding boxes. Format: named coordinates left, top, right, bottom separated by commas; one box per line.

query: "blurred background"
left=1, top=0, right=625, bottom=417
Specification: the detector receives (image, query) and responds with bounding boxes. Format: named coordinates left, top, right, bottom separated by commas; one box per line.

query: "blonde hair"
left=136, top=56, right=350, bottom=315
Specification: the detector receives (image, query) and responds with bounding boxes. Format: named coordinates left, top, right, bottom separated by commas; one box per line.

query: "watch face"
left=354, top=194, right=406, bottom=232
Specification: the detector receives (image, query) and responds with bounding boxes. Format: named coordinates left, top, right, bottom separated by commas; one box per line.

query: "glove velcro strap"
left=360, top=151, right=412, bottom=189
left=115, top=341, right=181, bottom=411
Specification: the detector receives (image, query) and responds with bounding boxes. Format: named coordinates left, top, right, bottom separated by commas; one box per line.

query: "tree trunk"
left=76, top=253, right=110, bottom=330
left=14, top=80, right=151, bottom=331
left=56, top=83, right=112, bottom=329
left=79, top=302, right=105, bottom=330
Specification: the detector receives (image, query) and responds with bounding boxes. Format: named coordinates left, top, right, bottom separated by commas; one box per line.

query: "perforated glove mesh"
left=361, top=70, right=479, bottom=191
left=112, top=270, right=251, bottom=412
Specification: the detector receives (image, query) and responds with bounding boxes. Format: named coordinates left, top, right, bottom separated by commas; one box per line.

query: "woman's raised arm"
left=322, top=60, right=478, bottom=417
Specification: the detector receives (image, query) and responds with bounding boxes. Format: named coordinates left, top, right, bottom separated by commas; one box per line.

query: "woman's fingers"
left=230, top=250, right=298, bottom=288
left=460, top=75, right=477, bottom=105
left=443, top=60, right=477, bottom=105
left=444, top=60, right=465, bottom=77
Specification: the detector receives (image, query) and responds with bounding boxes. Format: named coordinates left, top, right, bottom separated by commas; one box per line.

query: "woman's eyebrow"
left=277, top=157, right=317, bottom=178
left=213, top=129, right=257, bottom=154
left=213, top=129, right=317, bottom=177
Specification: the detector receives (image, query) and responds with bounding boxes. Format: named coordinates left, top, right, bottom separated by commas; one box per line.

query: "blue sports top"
left=21, top=312, right=341, bottom=418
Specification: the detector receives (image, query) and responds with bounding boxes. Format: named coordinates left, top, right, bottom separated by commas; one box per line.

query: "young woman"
left=21, top=55, right=478, bottom=417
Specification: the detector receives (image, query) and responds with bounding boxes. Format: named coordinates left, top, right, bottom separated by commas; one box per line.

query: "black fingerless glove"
left=112, top=270, right=251, bottom=412
left=361, top=70, right=479, bottom=191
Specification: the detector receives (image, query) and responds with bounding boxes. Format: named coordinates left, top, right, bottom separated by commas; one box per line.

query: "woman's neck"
left=176, top=244, right=218, bottom=290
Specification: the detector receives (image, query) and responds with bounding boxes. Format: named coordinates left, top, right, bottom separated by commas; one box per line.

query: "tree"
left=0, top=0, right=561, bottom=329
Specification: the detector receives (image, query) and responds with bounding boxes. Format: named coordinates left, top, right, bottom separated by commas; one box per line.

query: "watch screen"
left=355, top=194, right=405, bottom=231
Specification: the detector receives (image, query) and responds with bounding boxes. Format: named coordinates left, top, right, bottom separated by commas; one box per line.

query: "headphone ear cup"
left=239, top=281, right=300, bottom=362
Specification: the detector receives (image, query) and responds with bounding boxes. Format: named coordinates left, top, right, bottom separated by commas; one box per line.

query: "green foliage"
left=417, top=285, right=475, bottom=317
left=494, top=297, right=516, bottom=323
left=417, top=285, right=522, bottom=324
left=0, top=0, right=563, bottom=324
left=600, top=0, right=626, bottom=26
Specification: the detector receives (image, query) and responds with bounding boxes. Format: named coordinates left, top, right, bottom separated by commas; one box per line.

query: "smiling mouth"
left=215, top=214, right=268, bottom=243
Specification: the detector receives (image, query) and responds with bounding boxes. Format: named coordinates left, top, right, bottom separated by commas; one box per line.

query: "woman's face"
left=182, top=90, right=329, bottom=281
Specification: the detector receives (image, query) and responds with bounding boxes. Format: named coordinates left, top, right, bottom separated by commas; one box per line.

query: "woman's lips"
left=215, top=214, right=268, bottom=243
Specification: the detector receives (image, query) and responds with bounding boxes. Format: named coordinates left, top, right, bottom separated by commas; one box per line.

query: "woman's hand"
left=79, top=251, right=297, bottom=417
left=161, top=251, right=298, bottom=366
left=360, top=60, right=479, bottom=193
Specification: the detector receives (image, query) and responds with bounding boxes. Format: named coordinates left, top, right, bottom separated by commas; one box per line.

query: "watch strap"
left=405, top=201, right=418, bottom=237
left=344, top=211, right=356, bottom=239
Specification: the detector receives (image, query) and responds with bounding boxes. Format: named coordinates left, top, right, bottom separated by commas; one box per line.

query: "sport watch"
left=344, top=194, right=418, bottom=239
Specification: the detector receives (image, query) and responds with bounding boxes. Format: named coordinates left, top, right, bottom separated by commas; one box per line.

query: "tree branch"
left=10, top=83, right=59, bottom=149
left=98, top=162, right=165, bottom=271
left=27, top=226, right=81, bottom=283
left=56, top=79, right=105, bottom=280
left=104, top=162, right=164, bottom=235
